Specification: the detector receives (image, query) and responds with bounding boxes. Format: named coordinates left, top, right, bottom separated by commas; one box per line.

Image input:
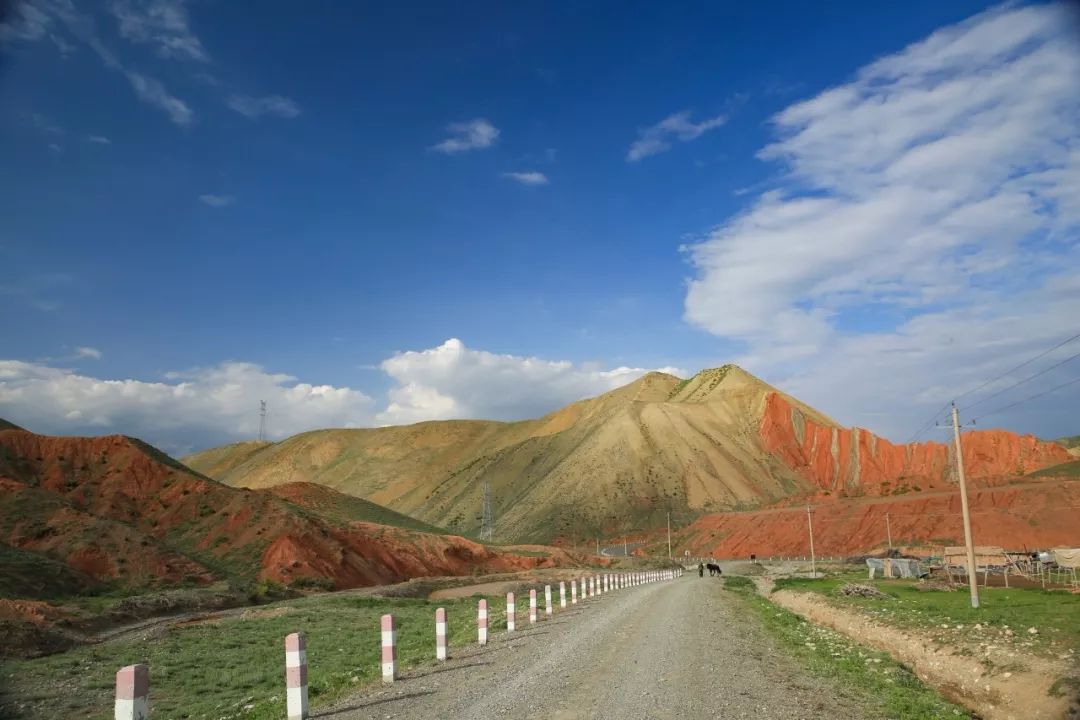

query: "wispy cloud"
left=431, top=119, right=499, bottom=154
left=199, top=194, right=235, bottom=207
left=227, top=94, right=301, bottom=119
left=3, top=1, right=197, bottom=127
left=627, top=110, right=726, bottom=162
left=126, top=71, right=193, bottom=126
left=502, top=171, right=549, bottom=186
left=682, top=3, right=1080, bottom=439
left=87, top=135, right=111, bottom=144
left=74, top=347, right=102, bottom=360
left=109, top=0, right=208, bottom=62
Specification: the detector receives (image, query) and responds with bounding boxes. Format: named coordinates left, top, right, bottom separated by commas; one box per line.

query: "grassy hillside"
left=1029, top=459, right=1080, bottom=478
left=187, top=368, right=820, bottom=542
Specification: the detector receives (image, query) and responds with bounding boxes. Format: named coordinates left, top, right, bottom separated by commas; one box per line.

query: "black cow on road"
left=706, top=562, right=722, bottom=576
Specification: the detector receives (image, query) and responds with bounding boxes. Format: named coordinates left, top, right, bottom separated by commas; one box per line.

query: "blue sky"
left=1, top=1, right=1078, bottom=453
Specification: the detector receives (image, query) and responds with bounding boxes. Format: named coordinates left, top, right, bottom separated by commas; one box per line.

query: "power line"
left=953, top=330, right=1080, bottom=404
left=905, top=329, right=1080, bottom=442
left=960, top=347, right=1080, bottom=413
left=970, top=374, right=1080, bottom=422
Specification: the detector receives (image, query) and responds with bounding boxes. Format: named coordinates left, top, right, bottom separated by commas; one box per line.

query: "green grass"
left=0, top=590, right=532, bottom=720
left=773, top=572, right=1080, bottom=655
left=1029, top=459, right=1080, bottom=478
left=723, top=578, right=970, bottom=719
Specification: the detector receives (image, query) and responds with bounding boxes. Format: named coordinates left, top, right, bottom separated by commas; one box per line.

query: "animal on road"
left=698, top=563, right=704, bottom=577
left=706, top=562, right=722, bottom=576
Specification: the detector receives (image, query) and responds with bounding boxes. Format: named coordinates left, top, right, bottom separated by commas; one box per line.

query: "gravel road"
left=319, top=575, right=874, bottom=720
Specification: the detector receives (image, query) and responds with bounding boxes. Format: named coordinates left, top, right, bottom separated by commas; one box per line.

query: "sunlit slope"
left=187, top=367, right=821, bottom=542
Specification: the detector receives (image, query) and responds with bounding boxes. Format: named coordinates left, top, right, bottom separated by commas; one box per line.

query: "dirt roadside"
left=771, top=589, right=1078, bottom=720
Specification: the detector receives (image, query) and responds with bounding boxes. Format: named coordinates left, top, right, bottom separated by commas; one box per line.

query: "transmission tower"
left=258, top=400, right=267, bottom=442
left=480, top=480, right=494, bottom=541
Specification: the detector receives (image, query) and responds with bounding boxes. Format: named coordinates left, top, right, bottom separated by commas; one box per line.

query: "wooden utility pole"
left=666, top=511, right=672, bottom=560
left=952, top=404, right=980, bottom=609
left=806, top=505, right=817, bottom=577
left=886, top=512, right=893, bottom=551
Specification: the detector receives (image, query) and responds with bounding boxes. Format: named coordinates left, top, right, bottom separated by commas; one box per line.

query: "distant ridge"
left=185, top=366, right=1074, bottom=543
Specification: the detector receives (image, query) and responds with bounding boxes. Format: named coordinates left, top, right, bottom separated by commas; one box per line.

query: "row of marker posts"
left=113, top=568, right=683, bottom=720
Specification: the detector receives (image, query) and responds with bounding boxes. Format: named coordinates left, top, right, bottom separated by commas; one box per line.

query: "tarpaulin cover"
left=866, top=558, right=924, bottom=578
left=1052, top=548, right=1080, bottom=568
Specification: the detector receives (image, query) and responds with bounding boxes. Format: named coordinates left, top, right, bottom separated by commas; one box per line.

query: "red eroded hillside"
left=759, top=393, right=1072, bottom=496
left=677, top=479, right=1080, bottom=558
left=0, top=428, right=584, bottom=597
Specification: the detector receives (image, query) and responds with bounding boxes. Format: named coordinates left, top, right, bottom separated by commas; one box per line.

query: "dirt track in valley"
left=319, top=575, right=875, bottom=720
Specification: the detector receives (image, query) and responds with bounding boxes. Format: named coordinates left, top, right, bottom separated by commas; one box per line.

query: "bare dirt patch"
left=773, top=589, right=1078, bottom=720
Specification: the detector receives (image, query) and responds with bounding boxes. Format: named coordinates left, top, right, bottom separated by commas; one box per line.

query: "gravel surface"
left=318, top=576, right=874, bottom=719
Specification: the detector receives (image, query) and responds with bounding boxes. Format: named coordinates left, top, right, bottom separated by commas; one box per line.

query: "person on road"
left=698, top=563, right=704, bottom=577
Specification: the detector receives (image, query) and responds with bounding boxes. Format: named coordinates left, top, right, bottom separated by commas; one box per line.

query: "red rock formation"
left=679, top=480, right=1080, bottom=557
left=0, top=428, right=584, bottom=595
left=758, top=393, right=1072, bottom=496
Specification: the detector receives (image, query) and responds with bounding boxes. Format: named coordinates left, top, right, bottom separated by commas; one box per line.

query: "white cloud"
left=199, top=193, right=235, bottom=207
left=431, top=119, right=499, bottom=154
left=74, top=347, right=102, bottom=360
left=627, top=110, right=726, bottom=162
left=0, top=361, right=375, bottom=454
left=227, top=94, right=301, bottom=119
left=126, top=71, right=193, bottom=125
left=109, top=0, right=208, bottom=62
left=682, top=3, right=1080, bottom=440
left=87, top=135, right=111, bottom=144
left=502, top=171, right=549, bottom=186
left=376, top=338, right=685, bottom=425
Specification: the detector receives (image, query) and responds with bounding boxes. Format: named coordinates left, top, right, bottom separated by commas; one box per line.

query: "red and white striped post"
left=604, top=575, right=609, bottom=592
left=478, top=599, right=488, bottom=645
left=115, top=663, right=149, bottom=720
left=571, top=579, right=578, bottom=604
left=435, top=607, right=448, bottom=660
left=284, top=633, right=308, bottom=720
left=529, top=589, right=538, bottom=624
left=579, top=577, right=586, bottom=600
left=506, top=592, right=516, bottom=632
left=589, top=576, right=594, bottom=597
left=544, top=584, right=553, bottom=617
left=380, top=614, right=396, bottom=683
left=559, top=580, right=567, bottom=608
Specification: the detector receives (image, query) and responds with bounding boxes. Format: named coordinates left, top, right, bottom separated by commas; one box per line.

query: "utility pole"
left=666, top=511, right=672, bottom=560
left=258, top=400, right=267, bottom=442
left=886, top=512, right=893, bottom=552
left=806, top=505, right=817, bottom=577
left=952, top=404, right=980, bottom=609
left=623, top=535, right=628, bottom=557
left=595, top=537, right=600, bottom=556
left=480, top=480, right=493, bottom=542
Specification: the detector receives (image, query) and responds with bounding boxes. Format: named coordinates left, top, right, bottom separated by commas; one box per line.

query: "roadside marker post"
left=507, top=592, right=516, bottom=632
left=478, top=599, right=488, bottom=645
left=571, top=579, right=577, bottom=604
left=380, top=614, right=396, bottom=683
left=115, top=663, right=150, bottom=720
left=529, top=589, right=538, bottom=624
left=545, top=584, right=553, bottom=617
left=436, top=607, right=448, bottom=660
left=284, top=634, right=307, bottom=720
left=559, top=580, right=567, bottom=608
